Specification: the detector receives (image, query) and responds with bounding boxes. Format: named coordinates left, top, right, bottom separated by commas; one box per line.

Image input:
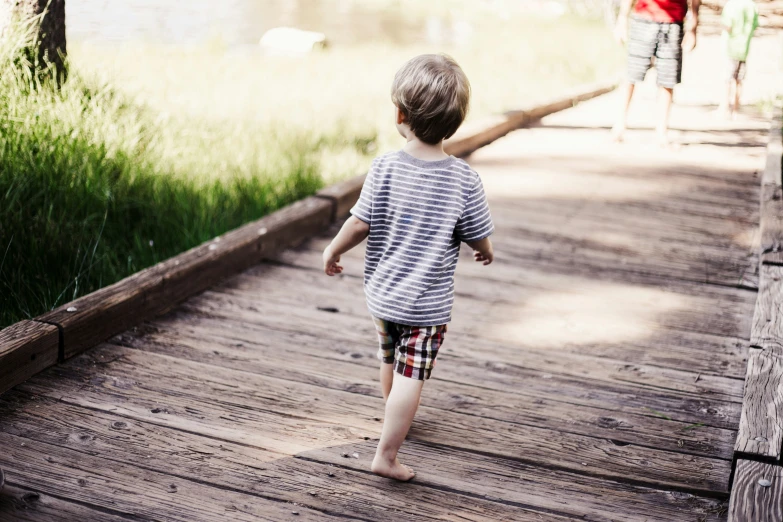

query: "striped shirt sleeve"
left=455, top=176, right=494, bottom=242
left=350, top=168, right=374, bottom=225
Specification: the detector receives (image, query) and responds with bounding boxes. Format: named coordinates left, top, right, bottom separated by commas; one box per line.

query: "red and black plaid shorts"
left=372, top=317, right=447, bottom=380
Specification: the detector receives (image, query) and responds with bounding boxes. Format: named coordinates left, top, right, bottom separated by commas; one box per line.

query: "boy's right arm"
left=466, top=237, right=494, bottom=266
left=323, top=216, right=370, bottom=276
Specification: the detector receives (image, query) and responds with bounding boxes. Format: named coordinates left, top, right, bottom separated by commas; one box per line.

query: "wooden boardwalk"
left=0, top=38, right=776, bottom=520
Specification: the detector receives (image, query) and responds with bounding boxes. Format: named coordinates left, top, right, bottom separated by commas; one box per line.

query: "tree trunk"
left=2, top=0, right=66, bottom=79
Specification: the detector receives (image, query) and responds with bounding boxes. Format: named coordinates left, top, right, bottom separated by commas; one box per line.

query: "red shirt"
left=634, top=0, right=688, bottom=22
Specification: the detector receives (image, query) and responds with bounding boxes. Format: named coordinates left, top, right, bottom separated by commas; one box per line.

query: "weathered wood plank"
left=728, top=460, right=783, bottom=522
left=36, top=196, right=332, bottom=360
left=130, top=311, right=744, bottom=431
left=293, top=233, right=757, bottom=324
left=187, top=285, right=745, bottom=402
left=0, top=391, right=727, bottom=522
left=229, top=260, right=754, bottom=366
left=0, top=430, right=355, bottom=522
left=0, top=321, right=59, bottom=395
left=734, top=349, right=783, bottom=460
left=21, top=344, right=733, bottom=495
left=0, top=484, right=130, bottom=522
left=298, top=441, right=729, bottom=522
left=762, top=107, right=782, bottom=186
left=112, top=320, right=737, bottom=460
left=0, top=393, right=574, bottom=521
left=761, top=183, right=783, bottom=265
left=751, top=265, right=783, bottom=353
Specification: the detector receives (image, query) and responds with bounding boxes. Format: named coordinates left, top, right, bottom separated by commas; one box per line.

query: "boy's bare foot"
left=371, top=455, right=415, bottom=482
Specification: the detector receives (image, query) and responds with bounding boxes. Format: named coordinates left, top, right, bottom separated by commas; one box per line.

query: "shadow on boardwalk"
left=0, top=37, right=775, bottom=521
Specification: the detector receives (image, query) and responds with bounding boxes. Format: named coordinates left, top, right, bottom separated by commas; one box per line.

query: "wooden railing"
left=728, top=105, right=783, bottom=521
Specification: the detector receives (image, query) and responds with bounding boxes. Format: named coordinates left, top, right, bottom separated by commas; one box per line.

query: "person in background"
left=718, top=0, right=759, bottom=118
left=612, top=0, right=700, bottom=146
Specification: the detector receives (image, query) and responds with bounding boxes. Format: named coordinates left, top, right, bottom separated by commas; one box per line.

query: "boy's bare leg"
left=733, top=79, right=742, bottom=116
left=380, top=362, right=393, bottom=402
left=372, top=372, right=423, bottom=481
left=611, top=82, right=635, bottom=142
left=656, top=86, right=674, bottom=146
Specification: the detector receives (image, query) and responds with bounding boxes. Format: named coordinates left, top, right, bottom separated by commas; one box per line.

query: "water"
left=66, top=0, right=425, bottom=47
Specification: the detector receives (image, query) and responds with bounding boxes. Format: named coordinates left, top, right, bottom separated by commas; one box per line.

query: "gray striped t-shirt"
left=351, top=150, right=494, bottom=326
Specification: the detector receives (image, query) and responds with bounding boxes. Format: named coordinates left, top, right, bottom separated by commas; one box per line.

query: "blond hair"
left=391, top=54, right=471, bottom=144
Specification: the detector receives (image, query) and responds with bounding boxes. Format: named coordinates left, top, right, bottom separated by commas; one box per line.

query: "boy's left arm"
left=323, top=216, right=370, bottom=276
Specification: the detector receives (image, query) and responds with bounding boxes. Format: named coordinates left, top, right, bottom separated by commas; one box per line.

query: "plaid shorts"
left=372, top=317, right=447, bottom=380
left=627, top=17, right=684, bottom=88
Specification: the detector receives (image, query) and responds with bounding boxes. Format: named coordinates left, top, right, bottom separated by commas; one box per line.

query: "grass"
left=0, top=17, right=360, bottom=327
left=0, top=8, right=621, bottom=328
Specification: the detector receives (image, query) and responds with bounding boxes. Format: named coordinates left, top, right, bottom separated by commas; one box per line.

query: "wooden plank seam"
left=33, top=319, right=64, bottom=363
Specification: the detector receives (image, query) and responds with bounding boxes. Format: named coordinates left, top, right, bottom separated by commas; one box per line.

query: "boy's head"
left=391, top=54, right=470, bottom=145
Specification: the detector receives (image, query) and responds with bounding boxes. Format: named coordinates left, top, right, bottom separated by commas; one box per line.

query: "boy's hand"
left=323, top=246, right=344, bottom=276
left=473, top=246, right=493, bottom=266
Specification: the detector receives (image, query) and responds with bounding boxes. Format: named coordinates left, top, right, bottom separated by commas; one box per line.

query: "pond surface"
left=66, top=0, right=426, bottom=47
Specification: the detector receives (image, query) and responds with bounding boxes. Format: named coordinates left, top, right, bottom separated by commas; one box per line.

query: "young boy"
left=322, top=54, right=494, bottom=481
left=719, top=0, right=758, bottom=117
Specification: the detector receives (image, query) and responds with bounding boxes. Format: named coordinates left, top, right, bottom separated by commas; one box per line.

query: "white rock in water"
left=260, top=27, right=327, bottom=56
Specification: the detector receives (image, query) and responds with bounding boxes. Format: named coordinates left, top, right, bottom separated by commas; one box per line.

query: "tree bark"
left=2, top=0, right=66, bottom=79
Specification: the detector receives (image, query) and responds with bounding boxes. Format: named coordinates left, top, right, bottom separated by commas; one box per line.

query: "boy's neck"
left=402, top=136, right=449, bottom=162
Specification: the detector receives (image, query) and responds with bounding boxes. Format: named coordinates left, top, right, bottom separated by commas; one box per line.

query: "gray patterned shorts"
left=627, top=17, right=684, bottom=88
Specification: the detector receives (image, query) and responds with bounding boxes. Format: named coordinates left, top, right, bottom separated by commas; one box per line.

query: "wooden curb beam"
left=0, top=80, right=617, bottom=397
left=443, top=81, right=617, bottom=159
left=729, top=460, right=783, bottom=521
left=37, top=197, right=333, bottom=362
left=0, top=321, right=59, bottom=396
left=730, top=105, right=783, bottom=522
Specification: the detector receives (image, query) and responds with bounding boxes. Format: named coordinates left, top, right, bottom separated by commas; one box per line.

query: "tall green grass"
left=0, top=18, right=368, bottom=327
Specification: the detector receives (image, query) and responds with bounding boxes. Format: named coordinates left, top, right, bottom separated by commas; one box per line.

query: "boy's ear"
left=396, top=106, right=408, bottom=125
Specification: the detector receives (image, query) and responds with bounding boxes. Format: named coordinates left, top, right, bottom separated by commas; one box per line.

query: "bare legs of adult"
left=656, top=86, right=674, bottom=146
left=611, top=82, right=635, bottom=142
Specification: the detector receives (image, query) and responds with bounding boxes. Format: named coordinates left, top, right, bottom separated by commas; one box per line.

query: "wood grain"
left=0, top=484, right=130, bottom=522
left=21, top=344, right=733, bottom=495
left=762, top=107, right=782, bottom=187
left=0, top=321, right=59, bottom=395
left=728, top=460, right=783, bottom=522
left=129, top=311, right=745, bottom=431
left=186, top=283, right=745, bottom=402
left=761, top=183, right=783, bottom=265
left=734, top=349, right=783, bottom=460
left=0, top=430, right=353, bottom=522
left=113, top=319, right=737, bottom=459
left=0, top=390, right=727, bottom=522
left=751, top=265, right=783, bottom=354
